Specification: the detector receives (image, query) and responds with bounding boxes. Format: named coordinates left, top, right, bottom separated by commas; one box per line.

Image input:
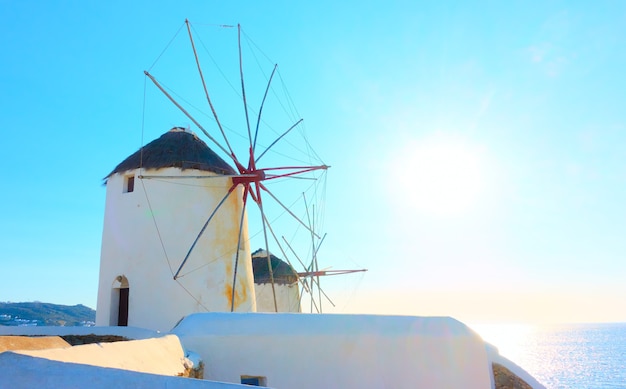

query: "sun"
left=391, top=134, right=484, bottom=216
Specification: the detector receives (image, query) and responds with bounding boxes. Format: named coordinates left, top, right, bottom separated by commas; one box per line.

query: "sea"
left=474, top=322, right=626, bottom=389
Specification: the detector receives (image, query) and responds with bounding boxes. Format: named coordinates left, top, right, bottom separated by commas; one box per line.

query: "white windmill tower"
left=96, top=21, right=331, bottom=331
left=251, top=248, right=300, bottom=312
left=96, top=127, right=257, bottom=331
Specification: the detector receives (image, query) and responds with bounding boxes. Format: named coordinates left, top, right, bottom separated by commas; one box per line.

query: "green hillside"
left=0, top=302, right=95, bottom=326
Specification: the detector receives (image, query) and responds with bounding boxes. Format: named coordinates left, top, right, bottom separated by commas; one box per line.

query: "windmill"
left=96, top=20, right=344, bottom=330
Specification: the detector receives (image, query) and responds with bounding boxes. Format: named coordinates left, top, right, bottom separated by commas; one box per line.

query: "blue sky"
left=1, top=1, right=625, bottom=324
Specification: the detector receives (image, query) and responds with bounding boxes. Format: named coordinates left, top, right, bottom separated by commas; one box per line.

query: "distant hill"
left=0, top=302, right=95, bottom=327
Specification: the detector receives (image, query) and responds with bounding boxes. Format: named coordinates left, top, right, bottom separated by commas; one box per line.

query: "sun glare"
left=391, top=135, right=485, bottom=216
left=471, top=323, right=537, bottom=363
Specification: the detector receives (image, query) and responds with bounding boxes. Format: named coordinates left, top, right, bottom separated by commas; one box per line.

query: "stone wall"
left=493, top=363, right=533, bottom=389
left=60, top=334, right=128, bottom=346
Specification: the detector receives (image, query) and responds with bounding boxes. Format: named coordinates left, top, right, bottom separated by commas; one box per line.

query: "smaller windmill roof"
left=251, top=249, right=298, bottom=285
left=106, top=127, right=236, bottom=178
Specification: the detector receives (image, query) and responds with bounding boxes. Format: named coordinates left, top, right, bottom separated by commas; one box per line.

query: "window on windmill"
left=240, top=375, right=267, bottom=386
left=124, top=175, right=135, bottom=193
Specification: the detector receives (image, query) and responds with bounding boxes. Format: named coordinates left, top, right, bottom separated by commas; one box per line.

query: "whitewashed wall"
left=14, top=335, right=187, bottom=376
left=0, top=353, right=251, bottom=389
left=173, top=313, right=492, bottom=388
left=96, top=168, right=256, bottom=332
left=254, top=283, right=300, bottom=312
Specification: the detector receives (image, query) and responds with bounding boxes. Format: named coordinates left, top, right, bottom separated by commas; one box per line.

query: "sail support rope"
left=260, top=183, right=320, bottom=239
left=282, top=237, right=320, bottom=313
left=139, top=178, right=174, bottom=276
left=144, top=71, right=233, bottom=161
left=148, top=22, right=186, bottom=72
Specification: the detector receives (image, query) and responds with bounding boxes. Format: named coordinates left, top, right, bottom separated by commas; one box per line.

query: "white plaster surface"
left=173, top=312, right=493, bottom=389
left=254, top=283, right=300, bottom=312
left=97, top=168, right=256, bottom=332
left=14, top=334, right=187, bottom=376
left=0, top=352, right=253, bottom=389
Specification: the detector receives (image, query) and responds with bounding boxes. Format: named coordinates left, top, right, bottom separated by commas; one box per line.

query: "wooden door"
left=118, top=287, right=129, bottom=326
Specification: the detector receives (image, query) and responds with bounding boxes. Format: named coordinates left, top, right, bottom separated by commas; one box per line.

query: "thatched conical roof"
left=106, top=127, right=236, bottom=178
left=252, top=249, right=298, bottom=285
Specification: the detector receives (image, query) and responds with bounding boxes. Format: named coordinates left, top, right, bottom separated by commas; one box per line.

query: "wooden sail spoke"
left=174, top=185, right=237, bottom=280
left=185, top=19, right=237, bottom=159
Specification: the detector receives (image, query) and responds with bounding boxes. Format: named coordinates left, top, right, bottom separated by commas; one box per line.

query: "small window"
left=124, top=175, right=135, bottom=193
left=241, top=375, right=267, bottom=386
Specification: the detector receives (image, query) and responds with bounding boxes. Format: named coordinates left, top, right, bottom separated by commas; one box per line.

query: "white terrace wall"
left=172, top=312, right=493, bottom=389
left=0, top=353, right=253, bottom=389
left=97, top=168, right=256, bottom=332
left=14, top=334, right=187, bottom=376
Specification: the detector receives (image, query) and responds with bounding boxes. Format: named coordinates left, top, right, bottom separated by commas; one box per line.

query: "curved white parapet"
left=486, top=343, right=546, bottom=389
left=173, top=312, right=493, bottom=389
